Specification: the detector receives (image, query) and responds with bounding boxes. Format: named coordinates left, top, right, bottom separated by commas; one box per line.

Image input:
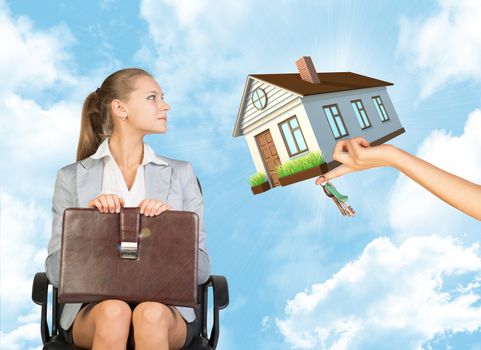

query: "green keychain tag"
left=325, top=183, right=349, bottom=202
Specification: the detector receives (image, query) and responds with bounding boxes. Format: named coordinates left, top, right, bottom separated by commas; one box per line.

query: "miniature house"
left=233, top=56, right=405, bottom=194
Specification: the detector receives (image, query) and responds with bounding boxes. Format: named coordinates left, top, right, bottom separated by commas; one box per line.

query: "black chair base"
left=42, top=333, right=213, bottom=350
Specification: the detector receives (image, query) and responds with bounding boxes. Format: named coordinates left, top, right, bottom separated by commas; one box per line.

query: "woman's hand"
left=315, top=137, right=397, bottom=184
left=138, top=198, right=172, bottom=216
left=87, top=194, right=125, bottom=213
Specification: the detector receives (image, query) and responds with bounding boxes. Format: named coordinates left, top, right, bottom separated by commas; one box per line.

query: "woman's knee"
left=72, top=300, right=132, bottom=348
left=94, top=299, right=132, bottom=321
left=93, top=300, right=132, bottom=337
left=132, top=302, right=173, bottom=328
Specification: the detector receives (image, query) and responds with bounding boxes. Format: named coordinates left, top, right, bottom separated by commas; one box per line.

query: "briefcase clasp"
left=119, top=208, right=141, bottom=260
left=120, top=241, right=138, bottom=260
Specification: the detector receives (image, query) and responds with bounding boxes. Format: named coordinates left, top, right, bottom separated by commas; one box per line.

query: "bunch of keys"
left=319, top=178, right=355, bottom=217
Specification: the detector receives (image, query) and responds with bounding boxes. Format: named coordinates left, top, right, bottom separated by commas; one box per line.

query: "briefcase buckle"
left=120, top=241, right=138, bottom=260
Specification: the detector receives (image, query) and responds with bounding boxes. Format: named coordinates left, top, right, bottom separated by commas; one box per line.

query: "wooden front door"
left=256, top=130, right=282, bottom=187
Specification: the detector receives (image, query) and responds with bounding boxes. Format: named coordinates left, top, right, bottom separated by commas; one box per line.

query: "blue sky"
left=1, top=0, right=481, bottom=349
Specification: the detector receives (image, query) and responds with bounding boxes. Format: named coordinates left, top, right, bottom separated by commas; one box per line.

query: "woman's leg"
left=132, top=302, right=187, bottom=350
left=72, top=299, right=132, bottom=349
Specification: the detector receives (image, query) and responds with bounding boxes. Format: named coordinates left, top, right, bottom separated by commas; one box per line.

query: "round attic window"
left=252, top=88, right=267, bottom=110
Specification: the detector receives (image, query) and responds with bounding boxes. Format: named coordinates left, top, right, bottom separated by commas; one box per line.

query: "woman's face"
left=118, top=75, right=170, bottom=134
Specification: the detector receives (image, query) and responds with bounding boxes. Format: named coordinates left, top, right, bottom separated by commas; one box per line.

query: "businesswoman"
left=45, top=68, right=210, bottom=349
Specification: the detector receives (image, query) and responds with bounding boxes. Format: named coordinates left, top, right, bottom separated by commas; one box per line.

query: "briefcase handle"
left=119, top=207, right=140, bottom=260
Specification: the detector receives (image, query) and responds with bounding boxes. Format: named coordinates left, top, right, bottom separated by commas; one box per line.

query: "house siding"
left=245, top=102, right=320, bottom=178
left=302, top=86, right=402, bottom=163
left=238, top=77, right=300, bottom=135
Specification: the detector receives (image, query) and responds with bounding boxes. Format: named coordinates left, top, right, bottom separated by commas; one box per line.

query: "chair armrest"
left=209, top=275, right=229, bottom=310
left=32, top=272, right=53, bottom=345
left=201, top=275, right=229, bottom=349
left=32, top=272, right=49, bottom=305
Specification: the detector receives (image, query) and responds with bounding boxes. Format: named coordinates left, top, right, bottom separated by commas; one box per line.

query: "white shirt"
left=90, top=137, right=166, bottom=206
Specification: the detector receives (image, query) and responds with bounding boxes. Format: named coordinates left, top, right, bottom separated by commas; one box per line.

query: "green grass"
left=277, top=151, right=324, bottom=178
left=249, top=172, right=268, bottom=187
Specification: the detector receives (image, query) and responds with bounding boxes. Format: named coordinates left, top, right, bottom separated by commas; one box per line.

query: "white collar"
left=90, top=137, right=168, bottom=166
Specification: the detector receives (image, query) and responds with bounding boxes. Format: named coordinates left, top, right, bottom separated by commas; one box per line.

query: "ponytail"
left=76, top=91, right=106, bottom=161
left=76, top=68, right=153, bottom=161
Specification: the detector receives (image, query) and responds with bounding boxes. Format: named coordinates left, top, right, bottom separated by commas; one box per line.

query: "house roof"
left=249, top=72, right=393, bottom=96
left=232, top=72, right=394, bottom=137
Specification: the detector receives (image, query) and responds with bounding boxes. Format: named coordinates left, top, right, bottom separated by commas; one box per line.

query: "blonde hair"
left=76, top=68, right=153, bottom=161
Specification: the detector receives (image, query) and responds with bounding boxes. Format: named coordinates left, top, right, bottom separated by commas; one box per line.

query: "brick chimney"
left=296, top=56, right=320, bottom=84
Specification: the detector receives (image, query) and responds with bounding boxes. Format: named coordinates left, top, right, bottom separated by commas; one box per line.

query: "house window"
left=351, top=99, right=371, bottom=129
left=279, top=116, right=308, bottom=157
left=323, top=104, right=349, bottom=139
left=372, top=96, right=390, bottom=122
left=252, top=88, right=267, bottom=110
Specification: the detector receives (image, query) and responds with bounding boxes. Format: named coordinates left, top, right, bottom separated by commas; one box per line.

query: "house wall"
left=302, top=86, right=403, bottom=163
left=245, top=99, right=320, bottom=177
left=238, top=78, right=299, bottom=135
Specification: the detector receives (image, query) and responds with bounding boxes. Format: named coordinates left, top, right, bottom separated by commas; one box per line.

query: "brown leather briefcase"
left=58, top=207, right=199, bottom=307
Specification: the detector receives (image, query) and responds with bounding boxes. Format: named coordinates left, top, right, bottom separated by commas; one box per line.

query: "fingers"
left=105, top=195, right=115, bottom=213
left=89, top=195, right=167, bottom=216
left=89, top=194, right=124, bottom=213
left=320, top=137, right=375, bottom=184
left=315, top=165, right=358, bottom=184
left=93, top=198, right=103, bottom=212
left=348, top=137, right=370, bottom=159
left=315, top=175, right=327, bottom=185
left=153, top=202, right=170, bottom=216
left=332, top=137, right=373, bottom=169
left=358, top=137, right=370, bottom=148
left=112, top=196, right=121, bottom=213
left=97, top=196, right=109, bottom=213
left=350, top=136, right=370, bottom=147
left=332, top=140, right=352, bottom=166
left=332, top=139, right=348, bottom=156
left=139, top=199, right=170, bottom=216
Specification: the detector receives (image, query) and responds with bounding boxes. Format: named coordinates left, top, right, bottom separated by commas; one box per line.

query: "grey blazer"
left=45, top=154, right=210, bottom=330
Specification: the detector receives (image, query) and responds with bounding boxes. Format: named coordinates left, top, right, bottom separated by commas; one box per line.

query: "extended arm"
left=317, top=137, right=481, bottom=221
left=391, top=146, right=481, bottom=220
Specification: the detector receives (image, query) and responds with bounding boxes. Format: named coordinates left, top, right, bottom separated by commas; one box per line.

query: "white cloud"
left=17, top=307, right=41, bottom=325
left=398, top=0, right=481, bottom=98
left=276, top=235, right=481, bottom=349
left=0, top=3, right=78, bottom=197
left=0, top=4, right=76, bottom=95
left=0, top=322, right=42, bottom=350
left=389, top=108, right=481, bottom=238
left=138, top=0, right=250, bottom=99
left=0, top=92, right=80, bottom=196
left=262, top=315, right=271, bottom=331
left=0, top=192, right=50, bottom=319
left=0, top=4, right=120, bottom=196
left=0, top=192, right=51, bottom=340
left=1, top=292, right=42, bottom=349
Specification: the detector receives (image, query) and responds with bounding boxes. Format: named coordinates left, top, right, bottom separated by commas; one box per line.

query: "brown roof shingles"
left=250, top=72, right=393, bottom=96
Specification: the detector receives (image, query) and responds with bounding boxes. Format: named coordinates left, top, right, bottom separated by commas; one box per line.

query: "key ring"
left=318, top=176, right=334, bottom=198
left=319, top=176, right=356, bottom=217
